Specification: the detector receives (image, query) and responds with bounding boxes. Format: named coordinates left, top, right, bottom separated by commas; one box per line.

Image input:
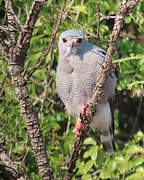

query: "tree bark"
left=3, top=0, right=54, bottom=179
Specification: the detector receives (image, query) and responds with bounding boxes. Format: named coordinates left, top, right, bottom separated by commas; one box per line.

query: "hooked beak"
left=67, top=39, right=76, bottom=48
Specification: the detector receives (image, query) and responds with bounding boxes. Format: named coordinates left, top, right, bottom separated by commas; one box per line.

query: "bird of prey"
left=56, top=29, right=117, bottom=154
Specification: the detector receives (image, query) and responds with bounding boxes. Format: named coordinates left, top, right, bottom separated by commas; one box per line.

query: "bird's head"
left=58, top=29, right=86, bottom=58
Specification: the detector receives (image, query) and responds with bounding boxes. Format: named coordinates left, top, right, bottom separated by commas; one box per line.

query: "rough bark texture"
left=3, top=0, right=54, bottom=179
left=64, top=0, right=138, bottom=179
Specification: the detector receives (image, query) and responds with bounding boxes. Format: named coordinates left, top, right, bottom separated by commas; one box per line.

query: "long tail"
left=100, top=131, right=116, bottom=155
left=100, top=100, right=116, bottom=155
left=91, top=101, right=116, bottom=155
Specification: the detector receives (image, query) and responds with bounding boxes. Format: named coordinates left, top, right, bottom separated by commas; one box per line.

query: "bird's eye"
left=63, top=38, right=67, bottom=43
left=78, top=38, right=82, bottom=43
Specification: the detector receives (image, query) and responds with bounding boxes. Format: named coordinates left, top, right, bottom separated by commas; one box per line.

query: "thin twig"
left=130, top=13, right=144, bottom=32
left=21, top=148, right=29, bottom=164
left=99, top=12, right=116, bottom=21
left=38, top=76, right=53, bottom=117
left=95, top=2, right=100, bottom=38
left=0, top=120, right=8, bottom=131
left=75, top=0, right=83, bottom=21
left=27, top=0, right=67, bottom=78
left=13, top=0, right=46, bottom=63
left=49, top=3, right=110, bottom=44
left=66, top=116, right=71, bottom=135
left=22, top=61, right=30, bottom=77
left=18, top=7, right=22, bottom=19
left=63, top=0, right=75, bottom=21
left=92, top=169, right=104, bottom=177
left=113, top=56, right=144, bottom=63
left=128, top=81, right=144, bottom=89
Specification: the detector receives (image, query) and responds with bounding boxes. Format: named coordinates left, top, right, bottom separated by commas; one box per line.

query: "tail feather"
left=100, top=100, right=116, bottom=155
left=100, top=134, right=116, bottom=155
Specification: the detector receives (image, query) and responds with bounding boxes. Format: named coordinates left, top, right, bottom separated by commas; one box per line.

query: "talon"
left=80, top=102, right=89, bottom=115
left=73, top=118, right=82, bottom=136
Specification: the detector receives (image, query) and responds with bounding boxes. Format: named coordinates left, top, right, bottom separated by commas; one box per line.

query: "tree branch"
left=5, top=0, right=17, bottom=46
left=95, top=2, right=100, bottom=38
left=5, top=0, right=22, bottom=28
left=4, top=0, right=55, bottom=179
left=13, top=0, right=46, bottom=64
left=38, top=75, right=53, bottom=117
left=49, top=3, right=110, bottom=44
left=64, top=0, right=138, bottom=179
left=63, top=0, right=75, bottom=21
left=27, top=0, right=67, bottom=78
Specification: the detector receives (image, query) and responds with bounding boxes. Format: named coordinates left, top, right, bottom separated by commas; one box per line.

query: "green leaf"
left=129, top=156, right=144, bottom=169
left=134, top=131, right=144, bottom=142
left=83, top=137, right=96, bottom=145
left=84, top=160, right=94, bottom=173
left=126, top=172, right=144, bottom=180
left=13, top=143, right=25, bottom=153
left=82, top=174, right=92, bottom=180
left=125, top=16, right=132, bottom=23
left=71, top=5, right=87, bottom=13
left=126, top=145, right=144, bottom=156
left=83, top=150, right=91, bottom=159
left=90, top=146, right=98, bottom=161
left=77, top=161, right=86, bottom=174
left=100, top=170, right=112, bottom=179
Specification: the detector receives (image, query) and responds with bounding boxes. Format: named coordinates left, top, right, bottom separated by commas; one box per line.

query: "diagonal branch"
left=27, top=0, right=67, bottom=78
left=63, top=0, right=75, bottom=21
left=38, top=75, right=53, bottom=117
left=64, top=0, right=138, bottom=179
left=13, top=0, right=46, bottom=64
left=5, top=0, right=17, bottom=46
left=50, top=3, right=110, bottom=44
left=5, top=0, right=22, bottom=28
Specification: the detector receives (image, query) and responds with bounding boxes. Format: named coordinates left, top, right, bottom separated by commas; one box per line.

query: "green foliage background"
left=0, top=0, right=144, bottom=179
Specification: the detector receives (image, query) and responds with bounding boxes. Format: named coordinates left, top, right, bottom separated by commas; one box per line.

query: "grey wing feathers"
left=84, top=44, right=117, bottom=103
